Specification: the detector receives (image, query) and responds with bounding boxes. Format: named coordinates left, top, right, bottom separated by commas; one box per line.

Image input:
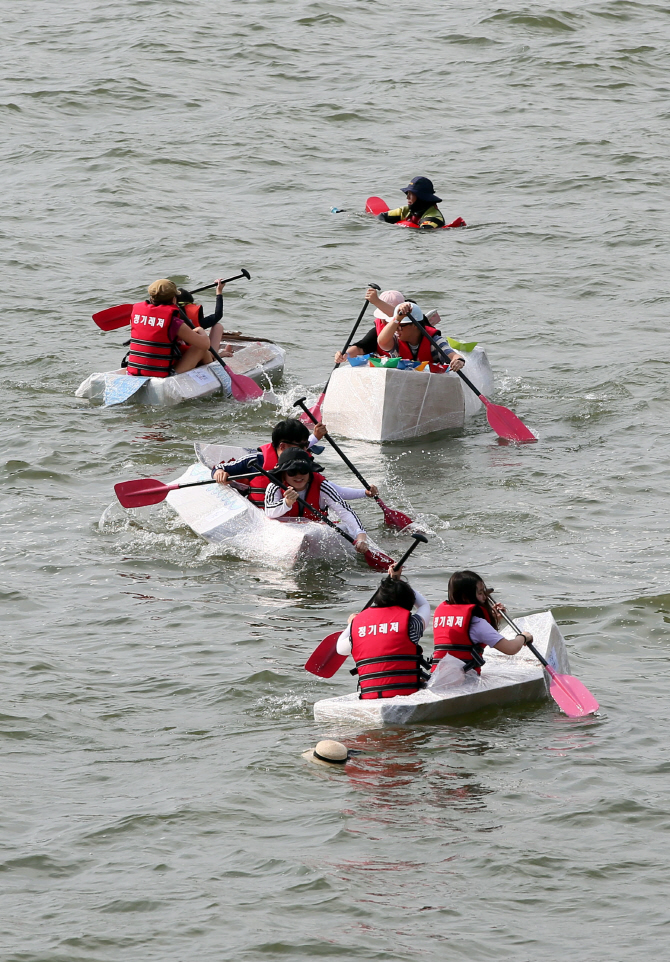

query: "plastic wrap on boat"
left=312, top=611, right=569, bottom=727
left=321, top=347, right=494, bottom=441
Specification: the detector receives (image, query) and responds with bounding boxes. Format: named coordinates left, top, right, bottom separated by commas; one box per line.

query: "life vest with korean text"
left=127, top=302, right=180, bottom=378
left=351, top=606, right=426, bottom=699
left=432, top=603, right=492, bottom=675
left=396, top=324, right=439, bottom=363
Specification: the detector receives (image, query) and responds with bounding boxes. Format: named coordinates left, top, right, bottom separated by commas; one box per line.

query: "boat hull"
left=321, top=347, right=493, bottom=441
left=312, top=611, right=569, bottom=727
left=75, top=340, right=285, bottom=407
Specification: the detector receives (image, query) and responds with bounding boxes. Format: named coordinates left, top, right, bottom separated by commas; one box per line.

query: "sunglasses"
left=285, top=468, right=310, bottom=478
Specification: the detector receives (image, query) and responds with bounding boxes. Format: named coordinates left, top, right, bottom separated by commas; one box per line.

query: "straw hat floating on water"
left=302, top=739, right=349, bottom=767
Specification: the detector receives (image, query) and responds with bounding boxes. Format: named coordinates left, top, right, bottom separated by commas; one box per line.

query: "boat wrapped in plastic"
left=75, top=338, right=285, bottom=407
left=321, top=346, right=493, bottom=442
left=163, top=444, right=382, bottom=568
left=312, top=611, right=568, bottom=727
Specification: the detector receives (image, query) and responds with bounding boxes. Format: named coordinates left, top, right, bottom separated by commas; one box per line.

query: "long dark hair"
left=369, top=576, right=416, bottom=611
left=447, top=569, right=499, bottom=627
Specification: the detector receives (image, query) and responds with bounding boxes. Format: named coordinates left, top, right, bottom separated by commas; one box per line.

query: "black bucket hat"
left=272, top=449, right=324, bottom=479
left=176, top=287, right=194, bottom=304
left=401, top=176, right=442, bottom=205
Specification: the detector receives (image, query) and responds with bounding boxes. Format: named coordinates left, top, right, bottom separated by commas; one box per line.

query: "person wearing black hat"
left=264, top=449, right=377, bottom=554
left=379, top=176, right=445, bottom=230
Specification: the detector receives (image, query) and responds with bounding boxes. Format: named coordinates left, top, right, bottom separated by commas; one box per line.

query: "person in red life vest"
left=210, top=418, right=327, bottom=505
left=334, top=288, right=406, bottom=363
left=432, top=570, right=533, bottom=675
left=264, top=449, right=377, bottom=554
left=176, top=279, right=232, bottom=357
left=335, top=563, right=431, bottom=699
left=376, top=301, right=465, bottom=370
left=127, top=278, right=215, bottom=378
left=377, top=176, right=446, bottom=230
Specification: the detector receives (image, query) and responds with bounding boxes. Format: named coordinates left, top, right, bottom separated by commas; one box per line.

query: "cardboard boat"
left=163, top=444, right=382, bottom=568
left=312, top=611, right=569, bottom=727
left=321, top=347, right=493, bottom=442
left=75, top=339, right=285, bottom=407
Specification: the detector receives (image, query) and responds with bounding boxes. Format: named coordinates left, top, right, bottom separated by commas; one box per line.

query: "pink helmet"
left=373, top=289, right=405, bottom=320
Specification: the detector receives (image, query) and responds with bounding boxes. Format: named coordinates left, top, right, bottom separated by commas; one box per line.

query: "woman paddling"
left=335, top=564, right=431, bottom=698
left=377, top=302, right=465, bottom=370
left=432, top=570, right=533, bottom=675
left=265, top=449, right=376, bottom=555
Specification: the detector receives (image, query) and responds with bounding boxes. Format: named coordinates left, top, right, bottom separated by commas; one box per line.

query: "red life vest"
left=372, top=316, right=391, bottom=357
left=177, top=303, right=204, bottom=351
left=396, top=324, right=439, bottom=363
left=280, top=472, right=326, bottom=521
left=248, top=442, right=277, bottom=507
left=127, top=302, right=180, bottom=378
left=432, top=603, right=492, bottom=675
left=351, top=605, right=426, bottom=699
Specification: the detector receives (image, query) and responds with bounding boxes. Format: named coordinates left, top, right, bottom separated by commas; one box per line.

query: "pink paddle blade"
left=115, top=478, right=173, bottom=508
left=305, top=632, right=347, bottom=678
left=300, top=393, right=324, bottom=425
left=227, top=369, right=264, bottom=402
left=546, top=668, right=599, bottom=718
left=480, top=396, right=537, bottom=444
left=377, top=497, right=413, bottom=531
left=366, top=196, right=389, bottom=216
left=93, top=304, right=133, bottom=330
left=364, top=546, right=394, bottom=572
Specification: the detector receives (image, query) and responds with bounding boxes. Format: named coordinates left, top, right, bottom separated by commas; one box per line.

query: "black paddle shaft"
left=407, top=316, right=484, bottom=399
left=318, top=282, right=381, bottom=394
left=189, top=269, right=251, bottom=296
left=294, top=397, right=374, bottom=491
left=362, top=533, right=428, bottom=611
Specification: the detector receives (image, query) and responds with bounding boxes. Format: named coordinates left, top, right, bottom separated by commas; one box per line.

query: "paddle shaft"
left=318, top=283, right=380, bottom=393
left=177, top=308, right=238, bottom=376
left=294, top=398, right=373, bottom=490
left=497, top=609, right=546, bottom=666
left=406, top=316, right=484, bottom=397
left=189, top=270, right=250, bottom=296
left=167, top=471, right=259, bottom=492
left=362, top=533, right=427, bottom=610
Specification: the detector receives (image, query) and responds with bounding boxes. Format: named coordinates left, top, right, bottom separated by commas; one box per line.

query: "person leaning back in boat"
left=432, top=570, right=533, bottom=676
left=211, top=418, right=328, bottom=503
left=127, top=279, right=223, bottom=378
left=376, top=302, right=466, bottom=370
left=336, top=564, right=432, bottom=698
left=176, top=279, right=231, bottom=358
left=377, top=176, right=445, bottom=230
left=264, top=449, right=377, bottom=555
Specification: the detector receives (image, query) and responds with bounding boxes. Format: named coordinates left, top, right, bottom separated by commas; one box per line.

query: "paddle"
left=92, top=269, right=252, bottom=331
left=294, top=397, right=413, bottom=531
left=115, top=472, right=258, bottom=509
left=497, top=609, right=599, bottom=718
left=305, top=532, right=428, bottom=678
left=301, top=283, right=381, bottom=425
left=177, top=308, right=263, bottom=402
left=253, top=465, right=393, bottom=572
left=405, top=315, right=537, bottom=444
left=365, top=197, right=389, bottom=216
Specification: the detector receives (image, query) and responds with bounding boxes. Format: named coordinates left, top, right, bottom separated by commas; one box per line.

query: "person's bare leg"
left=209, top=323, right=223, bottom=353
left=173, top=347, right=210, bottom=373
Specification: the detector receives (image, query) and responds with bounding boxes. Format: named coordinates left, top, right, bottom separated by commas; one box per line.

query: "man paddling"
left=211, top=418, right=328, bottom=505
left=265, top=449, right=376, bottom=555
left=127, top=279, right=223, bottom=378
left=377, top=176, right=445, bottom=230
left=335, top=564, right=432, bottom=698
left=377, top=302, right=465, bottom=370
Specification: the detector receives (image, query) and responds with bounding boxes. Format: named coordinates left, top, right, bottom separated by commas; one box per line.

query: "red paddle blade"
left=305, top=632, right=347, bottom=678
left=364, top=546, right=394, bottom=572
left=366, top=196, right=389, bottom=216
left=480, top=396, right=537, bottom=444
left=547, top=669, right=599, bottom=718
left=300, top=393, right=324, bottom=425
left=376, top=497, right=413, bottom=531
left=227, top=369, right=264, bottom=402
left=93, top=304, right=133, bottom=330
left=114, top=478, right=173, bottom=508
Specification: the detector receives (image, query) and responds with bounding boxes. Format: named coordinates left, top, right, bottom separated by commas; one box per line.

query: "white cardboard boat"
left=75, top=338, right=285, bottom=407
left=321, top=346, right=494, bottom=441
left=163, top=443, right=381, bottom=568
left=313, top=611, right=569, bottom=727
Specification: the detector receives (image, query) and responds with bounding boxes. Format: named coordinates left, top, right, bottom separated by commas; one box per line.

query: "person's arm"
left=377, top=317, right=401, bottom=353
left=380, top=206, right=409, bottom=224
left=336, top=625, right=353, bottom=656
left=351, top=327, right=379, bottom=356
left=412, top=590, right=430, bottom=628
left=327, top=482, right=379, bottom=500
left=177, top=321, right=210, bottom=349
left=469, top=616, right=531, bottom=655
left=211, top=452, right=260, bottom=481
left=264, top=482, right=292, bottom=518
left=308, top=423, right=327, bottom=446
left=429, top=332, right=464, bottom=371
left=319, top=481, right=366, bottom=543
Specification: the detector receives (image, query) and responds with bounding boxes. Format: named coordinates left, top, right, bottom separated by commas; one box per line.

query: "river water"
left=2, top=1, right=669, bottom=959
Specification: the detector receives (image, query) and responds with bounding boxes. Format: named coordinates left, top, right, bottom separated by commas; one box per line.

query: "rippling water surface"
left=2, top=1, right=669, bottom=959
